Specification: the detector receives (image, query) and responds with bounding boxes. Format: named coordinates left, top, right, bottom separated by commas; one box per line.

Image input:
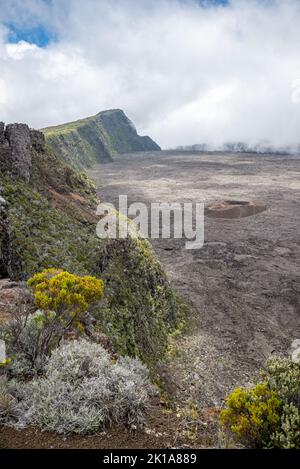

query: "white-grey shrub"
left=19, top=339, right=153, bottom=434
left=109, top=357, right=153, bottom=426
left=0, top=376, right=32, bottom=427
left=271, top=403, right=300, bottom=449
left=45, top=338, right=112, bottom=381
left=0, top=376, right=17, bottom=424
left=28, top=377, right=112, bottom=434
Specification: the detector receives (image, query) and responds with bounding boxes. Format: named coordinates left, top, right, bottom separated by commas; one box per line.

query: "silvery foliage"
left=266, top=357, right=300, bottom=406
left=0, top=376, right=18, bottom=424
left=270, top=403, right=300, bottom=449
left=0, top=376, right=33, bottom=427
left=266, top=357, right=300, bottom=448
left=2, top=339, right=153, bottom=434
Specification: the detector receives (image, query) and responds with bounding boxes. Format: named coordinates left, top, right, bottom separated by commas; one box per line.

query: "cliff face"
left=42, top=109, right=161, bottom=170
left=0, top=120, right=179, bottom=368
left=0, top=122, right=99, bottom=279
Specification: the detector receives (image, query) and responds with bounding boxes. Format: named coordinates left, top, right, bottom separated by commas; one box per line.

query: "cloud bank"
left=0, top=0, right=300, bottom=148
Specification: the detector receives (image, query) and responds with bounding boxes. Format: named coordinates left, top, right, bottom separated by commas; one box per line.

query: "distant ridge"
left=42, top=109, right=161, bottom=170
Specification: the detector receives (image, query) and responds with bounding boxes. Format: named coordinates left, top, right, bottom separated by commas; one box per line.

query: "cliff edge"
left=42, top=109, right=161, bottom=170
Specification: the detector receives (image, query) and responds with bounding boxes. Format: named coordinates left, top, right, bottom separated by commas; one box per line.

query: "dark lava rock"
left=30, top=129, right=46, bottom=152
left=3, top=123, right=32, bottom=182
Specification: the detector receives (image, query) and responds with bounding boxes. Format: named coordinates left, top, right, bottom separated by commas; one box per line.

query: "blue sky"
left=5, top=23, right=55, bottom=47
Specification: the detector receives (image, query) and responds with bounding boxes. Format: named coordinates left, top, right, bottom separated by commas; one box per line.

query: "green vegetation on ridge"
left=42, top=109, right=161, bottom=170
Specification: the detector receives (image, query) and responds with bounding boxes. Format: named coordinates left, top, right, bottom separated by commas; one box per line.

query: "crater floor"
left=89, top=151, right=300, bottom=407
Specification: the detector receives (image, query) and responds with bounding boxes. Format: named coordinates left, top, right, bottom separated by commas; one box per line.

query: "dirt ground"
left=89, top=150, right=300, bottom=407
left=0, top=397, right=220, bottom=449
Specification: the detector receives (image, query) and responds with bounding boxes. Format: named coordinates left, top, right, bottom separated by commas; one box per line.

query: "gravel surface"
left=89, top=151, right=300, bottom=407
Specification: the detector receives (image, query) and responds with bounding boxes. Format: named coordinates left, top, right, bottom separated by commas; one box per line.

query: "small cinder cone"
left=206, top=200, right=267, bottom=219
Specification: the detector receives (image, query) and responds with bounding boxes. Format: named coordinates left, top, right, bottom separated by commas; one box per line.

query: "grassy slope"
left=42, top=109, right=161, bottom=170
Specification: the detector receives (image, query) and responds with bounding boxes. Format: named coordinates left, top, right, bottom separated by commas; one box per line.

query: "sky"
left=0, top=0, right=300, bottom=149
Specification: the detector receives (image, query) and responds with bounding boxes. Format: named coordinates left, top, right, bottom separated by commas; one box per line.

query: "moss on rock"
left=96, top=238, right=181, bottom=368
left=2, top=178, right=102, bottom=280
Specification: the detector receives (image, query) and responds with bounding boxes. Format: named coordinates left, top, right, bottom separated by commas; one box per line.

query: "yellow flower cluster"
left=27, top=268, right=104, bottom=320
left=220, top=383, right=282, bottom=447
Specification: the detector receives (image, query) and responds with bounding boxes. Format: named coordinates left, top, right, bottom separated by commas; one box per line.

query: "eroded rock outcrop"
left=30, top=129, right=46, bottom=152
left=0, top=122, right=46, bottom=182
left=5, top=123, right=32, bottom=182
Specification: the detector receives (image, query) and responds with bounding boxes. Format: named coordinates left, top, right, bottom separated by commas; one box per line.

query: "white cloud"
left=6, top=40, right=39, bottom=59
left=0, top=79, right=7, bottom=104
left=0, top=0, right=300, bottom=148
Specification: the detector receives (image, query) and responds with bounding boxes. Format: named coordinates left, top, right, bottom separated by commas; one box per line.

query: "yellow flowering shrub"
left=28, top=268, right=104, bottom=329
left=220, top=383, right=282, bottom=448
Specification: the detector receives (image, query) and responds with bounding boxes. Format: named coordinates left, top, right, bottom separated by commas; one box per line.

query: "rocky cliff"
left=0, top=120, right=179, bottom=367
left=0, top=122, right=99, bottom=279
left=0, top=122, right=39, bottom=182
left=42, top=109, right=161, bottom=170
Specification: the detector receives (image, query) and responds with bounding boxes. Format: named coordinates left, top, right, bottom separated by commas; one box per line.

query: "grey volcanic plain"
left=89, top=151, right=300, bottom=406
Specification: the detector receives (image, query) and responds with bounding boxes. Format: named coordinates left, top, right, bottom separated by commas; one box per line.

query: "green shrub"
left=264, top=357, right=300, bottom=406
left=96, top=238, right=181, bottom=368
left=221, top=356, right=300, bottom=448
left=28, top=268, right=104, bottom=332
left=270, top=403, right=300, bottom=449
left=265, top=357, right=300, bottom=449
left=220, top=384, right=282, bottom=448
